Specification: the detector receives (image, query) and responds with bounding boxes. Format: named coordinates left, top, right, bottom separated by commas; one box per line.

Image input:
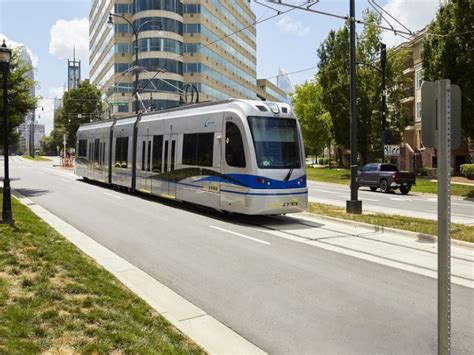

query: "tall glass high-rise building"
left=89, top=0, right=259, bottom=116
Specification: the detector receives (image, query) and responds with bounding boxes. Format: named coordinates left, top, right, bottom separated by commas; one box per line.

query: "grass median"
left=306, top=166, right=474, bottom=198
left=21, top=155, right=51, bottom=162
left=307, top=202, right=474, bottom=243
left=0, top=192, right=204, bottom=354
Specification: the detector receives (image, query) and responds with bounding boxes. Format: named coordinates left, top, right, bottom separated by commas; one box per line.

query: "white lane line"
left=209, top=225, right=271, bottom=245
left=104, top=192, right=123, bottom=199
left=61, top=178, right=72, bottom=183
left=314, top=189, right=342, bottom=194
left=361, top=197, right=379, bottom=202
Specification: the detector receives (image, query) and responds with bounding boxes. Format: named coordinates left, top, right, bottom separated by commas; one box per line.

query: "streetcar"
left=75, top=99, right=307, bottom=215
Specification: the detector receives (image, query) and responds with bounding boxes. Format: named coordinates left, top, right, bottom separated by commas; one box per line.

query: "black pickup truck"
left=357, top=163, right=416, bottom=194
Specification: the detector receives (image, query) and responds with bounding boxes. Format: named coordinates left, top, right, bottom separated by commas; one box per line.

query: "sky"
left=0, top=0, right=440, bottom=135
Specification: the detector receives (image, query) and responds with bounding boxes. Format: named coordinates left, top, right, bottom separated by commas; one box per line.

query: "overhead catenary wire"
left=258, top=0, right=414, bottom=36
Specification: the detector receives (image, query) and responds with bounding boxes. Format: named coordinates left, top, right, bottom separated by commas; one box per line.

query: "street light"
left=107, top=13, right=162, bottom=114
left=0, top=40, right=13, bottom=225
left=108, top=13, right=161, bottom=192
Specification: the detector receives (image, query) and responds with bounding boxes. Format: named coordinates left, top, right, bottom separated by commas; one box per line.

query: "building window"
left=416, top=69, right=424, bottom=89
left=182, top=133, right=214, bottom=167
left=117, top=103, right=129, bottom=113
left=225, top=122, right=246, bottom=167
left=416, top=101, right=422, bottom=118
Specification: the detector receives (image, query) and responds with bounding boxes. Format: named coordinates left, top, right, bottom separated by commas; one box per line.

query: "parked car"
left=357, top=163, right=416, bottom=194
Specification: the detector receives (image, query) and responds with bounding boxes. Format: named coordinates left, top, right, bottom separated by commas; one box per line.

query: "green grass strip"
left=308, top=202, right=474, bottom=243
left=21, top=155, right=51, bottom=162
left=0, top=193, right=204, bottom=354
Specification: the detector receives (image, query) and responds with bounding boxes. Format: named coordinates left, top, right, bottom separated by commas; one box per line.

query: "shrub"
left=460, top=164, right=474, bottom=179
left=416, top=167, right=437, bottom=178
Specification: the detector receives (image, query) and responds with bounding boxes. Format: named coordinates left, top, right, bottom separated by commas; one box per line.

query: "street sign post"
left=421, top=80, right=461, bottom=355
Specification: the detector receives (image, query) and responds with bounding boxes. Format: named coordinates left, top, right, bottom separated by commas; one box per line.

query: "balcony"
left=401, top=87, right=415, bottom=103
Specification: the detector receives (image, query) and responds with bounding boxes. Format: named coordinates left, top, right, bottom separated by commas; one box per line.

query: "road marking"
left=104, top=192, right=123, bottom=199
left=209, top=226, right=271, bottom=245
left=361, top=197, right=379, bottom=202
left=61, top=178, right=71, bottom=183
left=314, top=189, right=343, bottom=194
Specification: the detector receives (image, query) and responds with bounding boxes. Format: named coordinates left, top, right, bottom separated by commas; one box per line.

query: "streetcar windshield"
left=247, top=116, right=301, bottom=169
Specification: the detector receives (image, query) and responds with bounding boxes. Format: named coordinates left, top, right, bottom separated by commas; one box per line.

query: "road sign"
left=111, top=102, right=128, bottom=106
left=421, top=81, right=461, bottom=149
left=384, top=144, right=400, bottom=157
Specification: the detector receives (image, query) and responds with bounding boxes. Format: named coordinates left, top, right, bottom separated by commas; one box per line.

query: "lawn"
left=306, top=166, right=474, bottom=198
left=21, top=155, right=51, bottom=162
left=308, top=202, right=474, bottom=243
left=0, top=192, right=204, bottom=354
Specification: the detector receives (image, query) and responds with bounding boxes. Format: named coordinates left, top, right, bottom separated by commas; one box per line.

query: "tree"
left=292, top=79, right=332, bottom=159
left=0, top=48, right=37, bottom=147
left=422, top=0, right=474, bottom=140
left=54, top=80, right=102, bottom=148
left=317, top=11, right=409, bottom=163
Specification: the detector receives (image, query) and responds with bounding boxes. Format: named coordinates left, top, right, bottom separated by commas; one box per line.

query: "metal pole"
left=31, top=113, right=35, bottom=156
left=346, top=0, right=362, bottom=214
left=380, top=43, right=386, bottom=163
left=2, top=60, right=13, bottom=224
left=134, top=31, right=139, bottom=115
left=437, top=79, right=451, bottom=355
left=131, top=29, right=139, bottom=192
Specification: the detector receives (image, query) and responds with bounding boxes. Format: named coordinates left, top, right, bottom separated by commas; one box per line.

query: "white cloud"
left=381, top=0, right=439, bottom=47
left=277, top=16, right=310, bottom=37
left=49, top=17, right=88, bottom=65
left=0, top=33, right=39, bottom=67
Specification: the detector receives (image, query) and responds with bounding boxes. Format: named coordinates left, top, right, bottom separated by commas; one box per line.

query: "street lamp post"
left=107, top=14, right=161, bottom=192
left=1, top=40, right=13, bottom=225
left=107, top=13, right=162, bottom=114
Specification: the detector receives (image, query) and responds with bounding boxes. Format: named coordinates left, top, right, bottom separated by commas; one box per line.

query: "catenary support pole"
left=380, top=43, right=386, bottom=162
left=346, top=0, right=362, bottom=214
left=437, top=79, right=451, bottom=355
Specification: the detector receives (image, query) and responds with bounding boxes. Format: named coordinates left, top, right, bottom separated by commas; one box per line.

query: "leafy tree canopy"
left=0, top=48, right=37, bottom=147
left=54, top=80, right=102, bottom=148
left=317, top=10, right=409, bottom=163
left=422, top=0, right=474, bottom=139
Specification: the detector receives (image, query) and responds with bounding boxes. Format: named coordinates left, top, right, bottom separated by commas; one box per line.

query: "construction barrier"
left=61, top=157, right=74, bottom=168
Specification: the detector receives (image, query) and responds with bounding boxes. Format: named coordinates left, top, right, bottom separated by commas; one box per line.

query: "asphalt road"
left=308, top=180, right=474, bottom=225
left=2, top=156, right=474, bottom=354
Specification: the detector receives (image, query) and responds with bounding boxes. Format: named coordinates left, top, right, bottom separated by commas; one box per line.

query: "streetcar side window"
left=77, top=139, right=87, bottom=157
left=152, top=135, right=163, bottom=172
left=182, top=133, right=214, bottom=167
left=225, top=122, right=246, bottom=168
left=115, top=137, right=129, bottom=168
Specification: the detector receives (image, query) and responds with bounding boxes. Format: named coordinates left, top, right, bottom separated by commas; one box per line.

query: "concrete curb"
left=300, top=212, right=474, bottom=250
left=12, top=190, right=266, bottom=355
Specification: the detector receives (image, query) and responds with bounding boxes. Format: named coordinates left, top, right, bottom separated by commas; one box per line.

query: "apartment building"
left=89, top=0, right=261, bottom=116
left=396, top=27, right=469, bottom=172
left=256, top=79, right=289, bottom=103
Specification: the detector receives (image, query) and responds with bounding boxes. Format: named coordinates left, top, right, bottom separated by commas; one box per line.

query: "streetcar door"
left=163, top=134, right=177, bottom=199
left=139, top=137, right=152, bottom=192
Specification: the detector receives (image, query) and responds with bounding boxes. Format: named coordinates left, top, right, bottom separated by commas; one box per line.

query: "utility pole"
left=380, top=43, right=386, bottom=163
left=346, top=0, right=362, bottom=214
